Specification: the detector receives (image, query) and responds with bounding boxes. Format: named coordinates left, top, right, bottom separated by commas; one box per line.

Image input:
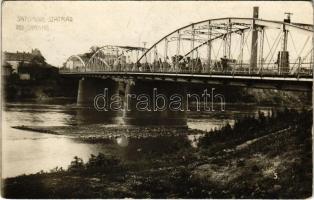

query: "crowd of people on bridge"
left=65, top=54, right=276, bottom=75
left=110, top=55, right=237, bottom=74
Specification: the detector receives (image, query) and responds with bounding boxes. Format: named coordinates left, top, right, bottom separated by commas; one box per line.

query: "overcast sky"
left=2, top=1, right=313, bottom=67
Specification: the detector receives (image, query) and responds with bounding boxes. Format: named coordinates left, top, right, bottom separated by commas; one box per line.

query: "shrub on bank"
left=67, top=153, right=122, bottom=174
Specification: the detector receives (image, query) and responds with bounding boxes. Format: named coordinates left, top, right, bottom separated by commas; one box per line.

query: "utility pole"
left=284, top=12, right=293, bottom=23
left=278, top=12, right=292, bottom=74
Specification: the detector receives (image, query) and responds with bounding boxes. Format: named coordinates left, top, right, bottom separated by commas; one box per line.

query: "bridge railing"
left=60, top=60, right=313, bottom=78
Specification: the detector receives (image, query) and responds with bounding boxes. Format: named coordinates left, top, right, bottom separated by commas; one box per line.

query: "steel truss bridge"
left=61, top=13, right=313, bottom=91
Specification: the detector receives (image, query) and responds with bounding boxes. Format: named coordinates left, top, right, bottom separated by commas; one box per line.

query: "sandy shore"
left=12, top=124, right=203, bottom=141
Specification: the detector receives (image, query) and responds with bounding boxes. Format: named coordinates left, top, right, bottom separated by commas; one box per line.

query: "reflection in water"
left=116, top=135, right=129, bottom=147
left=188, top=120, right=235, bottom=131
left=75, top=107, right=123, bottom=125
left=188, top=134, right=203, bottom=148
left=3, top=134, right=102, bottom=178
left=3, top=102, right=275, bottom=178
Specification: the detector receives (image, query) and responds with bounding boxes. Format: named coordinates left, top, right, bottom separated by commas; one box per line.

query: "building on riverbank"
left=2, top=62, right=13, bottom=77
left=3, top=49, right=44, bottom=72
left=3, top=49, right=58, bottom=80
left=17, top=65, right=58, bottom=80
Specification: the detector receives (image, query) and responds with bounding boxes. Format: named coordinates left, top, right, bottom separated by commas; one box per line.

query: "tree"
left=31, top=55, right=46, bottom=66
left=68, top=156, right=84, bottom=172
left=90, top=46, right=101, bottom=53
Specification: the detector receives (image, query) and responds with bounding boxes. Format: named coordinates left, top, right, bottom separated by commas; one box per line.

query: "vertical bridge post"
left=250, top=6, right=259, bottom=74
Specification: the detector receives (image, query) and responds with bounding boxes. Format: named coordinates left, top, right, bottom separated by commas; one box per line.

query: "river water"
left=2, top=101, right=273, bottom=178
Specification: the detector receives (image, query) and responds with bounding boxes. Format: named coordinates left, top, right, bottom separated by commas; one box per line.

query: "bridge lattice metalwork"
left=61, top=16, right=314, bottom=78
left=62, top=45, right=147, bottom=72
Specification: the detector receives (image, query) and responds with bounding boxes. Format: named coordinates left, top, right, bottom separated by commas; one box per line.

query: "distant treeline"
left=4, top=75, right=79, bottom=100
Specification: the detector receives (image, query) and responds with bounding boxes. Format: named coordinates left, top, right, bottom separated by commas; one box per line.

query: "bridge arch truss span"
left=137, top=17, right=313, bottom=76
left=64, top=55, right=87, bottom=72
left=85, top=45, right=147, bottom=72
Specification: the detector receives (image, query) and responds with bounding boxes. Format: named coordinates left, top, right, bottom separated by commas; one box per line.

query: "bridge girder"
left=60, top=71, right=313, bottom=92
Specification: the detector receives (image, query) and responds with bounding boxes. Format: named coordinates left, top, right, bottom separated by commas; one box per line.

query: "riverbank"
left=3, top=108, right=312, bottom=198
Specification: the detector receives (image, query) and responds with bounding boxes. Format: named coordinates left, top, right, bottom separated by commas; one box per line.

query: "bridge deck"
left=60, top=71, right=313, bottom=82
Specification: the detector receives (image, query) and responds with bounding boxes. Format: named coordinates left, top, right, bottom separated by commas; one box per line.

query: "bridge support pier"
left=76, top=78, right=122, bottom=124
left=77, top=77, right=119, bottom=106
left=76, top=78, right=188, bottom=126
left=122, top=80, right=187, bottom=127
